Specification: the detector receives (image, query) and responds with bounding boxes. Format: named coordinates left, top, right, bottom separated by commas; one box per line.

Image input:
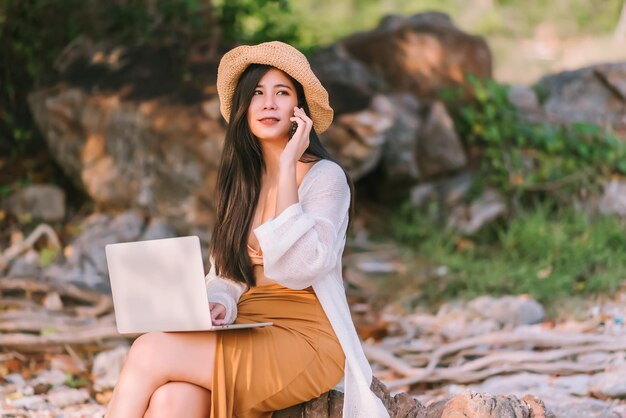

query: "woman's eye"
left=277, top=90, right=289, bottom=95
left=254, top=90, right=262, bottom=95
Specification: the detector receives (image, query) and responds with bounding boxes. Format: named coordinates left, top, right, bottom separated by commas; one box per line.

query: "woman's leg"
left=143, top=382, right=211, bottom=418
left=105, top=331, right=217, bottom=418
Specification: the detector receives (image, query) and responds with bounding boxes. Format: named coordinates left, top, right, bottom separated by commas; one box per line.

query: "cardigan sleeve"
left=253, top=162, right=350, bottom=289
left=205, top=255, right=248, bottom=324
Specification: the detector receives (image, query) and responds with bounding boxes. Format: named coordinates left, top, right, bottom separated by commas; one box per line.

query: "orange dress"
left=209, top=244, right=345, bottom=418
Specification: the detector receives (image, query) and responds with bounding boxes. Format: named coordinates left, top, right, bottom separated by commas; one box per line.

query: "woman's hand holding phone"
left=280, top=106, right=312, bottom=167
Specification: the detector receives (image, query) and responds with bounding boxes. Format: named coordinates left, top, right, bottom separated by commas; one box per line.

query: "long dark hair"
left=209, top=64, right=355, bottom=286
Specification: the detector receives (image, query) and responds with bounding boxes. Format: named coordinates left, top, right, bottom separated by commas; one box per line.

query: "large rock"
left=432, top=392, right=554, bottom=418
left=471, top=372, right=625, bottom=418
left=380, top=93, right=422, bottom=186
left=28, top=86, right=224, bottom=232
left=417, top=101, right=467, bottom=178
left=535, top=62, right=626, bottom=136
left=310, top=44, right=384, bottom=115
left=321, top=95, right=395, bottom=180
left=274, top=378, right=553, bottom=417
left=43, top=210, right=179, bottom=291
left=28, top=38, right=225, bottom=232
left=338, top=12, right=492, bottom=101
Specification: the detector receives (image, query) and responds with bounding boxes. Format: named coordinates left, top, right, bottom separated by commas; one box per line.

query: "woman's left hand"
left=280, top=106, right=312, bottom=166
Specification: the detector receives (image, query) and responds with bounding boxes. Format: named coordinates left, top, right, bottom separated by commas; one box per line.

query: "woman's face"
left=247, top=68, right=298, bottom=142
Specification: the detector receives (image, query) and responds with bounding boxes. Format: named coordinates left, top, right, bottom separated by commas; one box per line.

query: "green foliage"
left=213, top=0, right=300, bottom=47
left=64, top=374, right=91, bottom=389
left=392, top=203, right=626, bottom=306
left=38, top=247, right=59, bottom=268
left=442, top=75, right=626, bottom=206
left=0, top=0, right=210, bottom=158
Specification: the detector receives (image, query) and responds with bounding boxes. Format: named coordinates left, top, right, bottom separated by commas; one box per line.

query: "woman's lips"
left=259, top=118, right=279, bottom=126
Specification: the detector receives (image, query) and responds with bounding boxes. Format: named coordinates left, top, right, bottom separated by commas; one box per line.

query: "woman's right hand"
left=209, top=302, right=227, bottom=325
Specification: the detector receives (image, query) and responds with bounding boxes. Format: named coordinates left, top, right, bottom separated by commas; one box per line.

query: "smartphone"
left=288, top=121, right=298, bottom=140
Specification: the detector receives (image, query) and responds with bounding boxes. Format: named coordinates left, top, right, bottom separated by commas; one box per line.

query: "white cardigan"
left=205, top=159, right=389, bottom=418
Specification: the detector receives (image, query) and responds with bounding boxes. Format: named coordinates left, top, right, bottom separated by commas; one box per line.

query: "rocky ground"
left=1, top=211, right=626, bottom=417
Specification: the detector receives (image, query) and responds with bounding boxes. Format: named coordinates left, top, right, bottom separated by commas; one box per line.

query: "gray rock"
left=46, top=388, right=91, bottom=408
left=4, top=373, right=26, bottom=386
left=508, top=84, right=540, bottom=111
left=8, top=249, right=41, bottom=277
left=5, top=184, right=65, bottom=222
left=139, top=217, right=177, bottom=241
left=589, top=366, right=626, bottom=399
left=470, top=372, right=622, bottom=418
left=28, top=82, right=225, bottom=232
left=438, top=171, right=474, bottom=208
left=535, top=62, right=626, bottom=134
left=468, top=295, right=545, bottom=327
left=92, top=345, right=130, bottom=391
left=9, top=394, right=48, bottom=410
left=598, top=180, right=626, bottom=217
left=381, top=93, right=422, bottom=186
left=32, top=369, right=68, bottom=387
left=310, top=44, right=383, bottom=115
left=321, top=95, right=394, bottom=181
left=417, top=101, right=467, bottom=178
left=446, top=188, right=507, bottom=234
left=410, top=183, right=436, bottom=208
left=43, top=210, right=151, bottom=290
left=542, top=393, right=621, bottom=418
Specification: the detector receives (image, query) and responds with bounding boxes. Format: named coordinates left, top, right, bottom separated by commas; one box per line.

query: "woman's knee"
left=125, top=332, right=168, bottom=373
left=145, top=382, right=211, bottom=418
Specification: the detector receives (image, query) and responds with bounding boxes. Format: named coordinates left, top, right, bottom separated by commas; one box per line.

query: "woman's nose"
left=262, top=95, right=277, bottom=109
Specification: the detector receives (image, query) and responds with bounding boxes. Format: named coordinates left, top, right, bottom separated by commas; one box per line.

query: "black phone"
left=288, top=121, right=298, bottom=140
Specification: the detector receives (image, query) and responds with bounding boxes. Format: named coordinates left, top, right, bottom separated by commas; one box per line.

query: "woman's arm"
left=274, top=106, right=312, bottom=214
left=253, top=161, right=350, bottom=289
left=205, top=255, right=247, bottom=324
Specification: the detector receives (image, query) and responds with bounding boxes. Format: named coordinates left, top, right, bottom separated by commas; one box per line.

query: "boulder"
left=338, top=12, right=492, bottom=101
left=28, top=85, right=225, bottom=232
left=310, top=44, right=384, bottom=115
left=380, top=93, right=422, bottom=186
left=43, top=210, right=179, bottom=291
left=417, top=101, right=467, bottom=178
left=274, top=378, right=554, bottom=417
left=321, top=95, right=395, bottom=181
left=534, top=62, right=626, bottom=136
left=472, top=372, right=624, bottom=418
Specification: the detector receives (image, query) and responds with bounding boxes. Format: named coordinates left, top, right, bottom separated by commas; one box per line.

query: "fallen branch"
left=366, top=327, right=626, bottom=389
left=0, top=224, right=61, bottom=270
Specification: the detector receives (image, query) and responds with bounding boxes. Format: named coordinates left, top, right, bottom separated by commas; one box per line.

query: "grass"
left=388, top=203, right=626, bottom=310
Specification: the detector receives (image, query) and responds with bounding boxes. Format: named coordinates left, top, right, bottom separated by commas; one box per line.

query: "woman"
left=105, top=41, right=388, bottom=418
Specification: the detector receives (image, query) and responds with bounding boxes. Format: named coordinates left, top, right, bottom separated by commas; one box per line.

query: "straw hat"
left=216, top=41, right=333, bottom=134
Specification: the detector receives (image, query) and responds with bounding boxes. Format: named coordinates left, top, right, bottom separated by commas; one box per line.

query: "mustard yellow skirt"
left=210, top=283, right=345, bottom=418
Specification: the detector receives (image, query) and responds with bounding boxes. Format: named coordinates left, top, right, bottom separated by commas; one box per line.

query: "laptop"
left=105, top=235, right=272, bottom=334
